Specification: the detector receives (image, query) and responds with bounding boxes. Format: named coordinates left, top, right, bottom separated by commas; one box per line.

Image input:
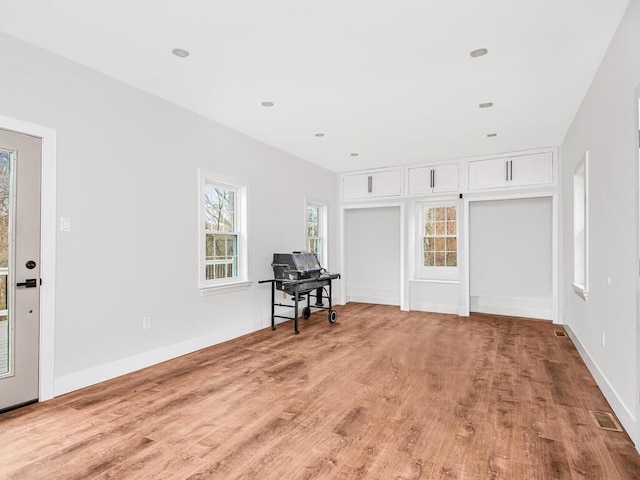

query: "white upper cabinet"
left=467, top=152, right=554, bottom=191
left=342, top=169, right=402, bottom=200
left=408, top=163, right=459, bottom=196
left=509, top=152, right=554, bottom=187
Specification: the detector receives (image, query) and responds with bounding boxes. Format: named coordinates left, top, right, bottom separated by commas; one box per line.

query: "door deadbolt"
left=26, top=260, right=36, bottom=269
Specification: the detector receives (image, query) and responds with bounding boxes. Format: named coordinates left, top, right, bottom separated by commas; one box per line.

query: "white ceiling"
left=0, top=1, right=630, bottom=172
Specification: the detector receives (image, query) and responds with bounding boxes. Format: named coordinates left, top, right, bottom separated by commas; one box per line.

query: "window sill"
left=199, top=280, right=253, bottom=297
left=572, top=282, right=588, bottom=301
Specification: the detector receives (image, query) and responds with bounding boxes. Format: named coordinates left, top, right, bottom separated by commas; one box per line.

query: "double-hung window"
left=306, top=202, right=327, bottom=266
left=199, top=170, right=249, bottom=294
left=205, top=185, right=237, bottom=280
left=416, top=203, right=459, bottom=280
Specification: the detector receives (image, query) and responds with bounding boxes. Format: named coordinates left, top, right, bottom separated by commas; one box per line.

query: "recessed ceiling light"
left=487, top=133, right=498, bottom=137
left=315, top=133, right=325, bottom=137
left=479, top=102, right=494, bottom=108
left=470, top=48, right=488, bottom=58
left=261, top=101, right=274, bottom=107
left=350, top=153, right=359, bottom=157
left=172, top=48, right=190, bottom=58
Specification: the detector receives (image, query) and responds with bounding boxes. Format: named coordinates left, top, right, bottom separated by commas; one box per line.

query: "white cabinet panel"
left=468, top=152, right=554, bottom=191
left=373, top=170, right=402, bottom=197
left=342, top=169, right=402, bottom=200
left=432, top=163, right=459, bottom=194
left=408, top=163, right=459, bottom=196
left=468, top=158, right=509, bottom=190
left=342, top=173, right=370, bottom=200
left=407, top=167, right=432, bottom=195
left=510, top=152, right=553, bottom=187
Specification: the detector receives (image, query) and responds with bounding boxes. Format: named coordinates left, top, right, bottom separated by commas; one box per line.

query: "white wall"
left=470, top=198, right=553, bottom=320
left=409, top=281, right=460, bottom=314
left=560, top=0, right=640, bottom=446
left=0, top=33, right=338, bottom=395
left=345, top=207, right=401, bottom=305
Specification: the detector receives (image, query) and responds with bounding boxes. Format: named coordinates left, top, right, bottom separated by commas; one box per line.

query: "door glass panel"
left=0, top=150, right=11, bottom=376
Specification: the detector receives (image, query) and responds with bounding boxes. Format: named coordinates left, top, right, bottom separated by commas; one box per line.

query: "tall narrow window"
left=572, top=152, right=588, bottom=299
left=416, top=203, right=459, bottom=280
left=204, top=184, right=238, bottom=280
left=199, top=170, right=249, bottom=294
left=306, top=202, right=327, bottom=266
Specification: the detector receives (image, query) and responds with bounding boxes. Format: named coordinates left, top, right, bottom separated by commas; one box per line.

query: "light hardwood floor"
left=2, top=303, right=640, bottom=479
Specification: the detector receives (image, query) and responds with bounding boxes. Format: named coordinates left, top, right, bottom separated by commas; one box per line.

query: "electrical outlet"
left=601, top=331, right=605, bottom=348
left=143, top=316, right=151, bottom=330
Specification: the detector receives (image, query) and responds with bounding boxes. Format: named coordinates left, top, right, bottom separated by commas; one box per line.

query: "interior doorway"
left=341, top=205, right=405, bottom=308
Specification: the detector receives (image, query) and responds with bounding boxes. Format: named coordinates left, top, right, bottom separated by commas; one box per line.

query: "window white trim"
left=573, top=153, right=589, bottom=300
left=415, top=201, right=460, bottom=281
left=198, top=169, right=250, bottom=294
left=305, top=197, right=328, bottom=268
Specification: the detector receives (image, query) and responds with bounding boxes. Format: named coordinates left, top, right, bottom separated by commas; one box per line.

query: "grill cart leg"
left=303, top=293, right=311, bottom=320
left=270, top=281, right=276, bottom=330
left=328, top=278, right=338, bottom=324
left=315, top=287, right=324, bottom=306
left=294, top=283, right=300, bottom=334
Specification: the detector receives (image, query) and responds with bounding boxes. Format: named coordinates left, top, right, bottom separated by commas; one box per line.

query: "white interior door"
left=0, top=128, right=42, bottom=411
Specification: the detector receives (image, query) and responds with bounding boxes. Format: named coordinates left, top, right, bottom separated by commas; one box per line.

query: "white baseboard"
left=410, top=302, right=463, bottom=315
left=54, top=323, right=256, bottom=397
left=469, top=294, right=552, bottom=320
left=564, top=325, right=637, bottom=447
left=346, top=287, right=400, bottom=306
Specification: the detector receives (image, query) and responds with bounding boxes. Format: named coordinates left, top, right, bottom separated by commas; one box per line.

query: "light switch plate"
left=60, top=217, right=71, bottom=232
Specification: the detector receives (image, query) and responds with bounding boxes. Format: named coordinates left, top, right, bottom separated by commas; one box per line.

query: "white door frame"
left=635, top=89, right=640, bottom=450
left=0, top=115, right=56, bottom=402
left=461, top=189, right=559, bottom=323
left=339, top=202, right=407, bottom=310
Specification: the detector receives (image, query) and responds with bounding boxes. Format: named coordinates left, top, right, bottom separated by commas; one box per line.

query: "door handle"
left=17, top=278, right=37, bottom=288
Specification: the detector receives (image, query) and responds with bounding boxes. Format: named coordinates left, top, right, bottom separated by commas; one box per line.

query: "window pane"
left=446, top=206, right=457, bottom=221
left=435, top=208, right=445, bottom=221
left=205, top=185, right=235, bottom=232
left=307, top=207, right=318, bottom=224
left=309, top=238, right=318, bottom=255
left=425, top=222, right=434, bottom=235
left=446, top=252, right=457, bottom=267
left=308, top=224, right=318, bottom=237
left=435, top=222, right=445, bottom=235
left=435, top=237, right=446, bottom=251
left=205, top=233, right=238, bottom=280
left=446, top=237, right=457, bottom=251
left=447, top=221, right=456, bottom=235
left=424, top=251, right=435, bottom=267
left=435, top=252, right=445, bottom=266
left=0, top=152, right=9, bottom=269
left=424, top=237, right=435, bottom=252
left=424, top=208, right=434, bottom=223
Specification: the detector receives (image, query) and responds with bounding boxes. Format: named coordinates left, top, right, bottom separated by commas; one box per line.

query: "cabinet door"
left=509, top=152, right=553, bottom=187
left=432, top=163, right=459, bottom=193
left=468, top=158, right=509, bottom=190
left=371, top=170, right=402, bottom=197
left=342, top=173, right=370, bottom=200
left=407, top=167, right=433, bottom=196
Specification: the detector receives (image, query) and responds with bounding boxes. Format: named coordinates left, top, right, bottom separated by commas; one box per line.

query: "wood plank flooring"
left=2, top=303, right=640, bottom=479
